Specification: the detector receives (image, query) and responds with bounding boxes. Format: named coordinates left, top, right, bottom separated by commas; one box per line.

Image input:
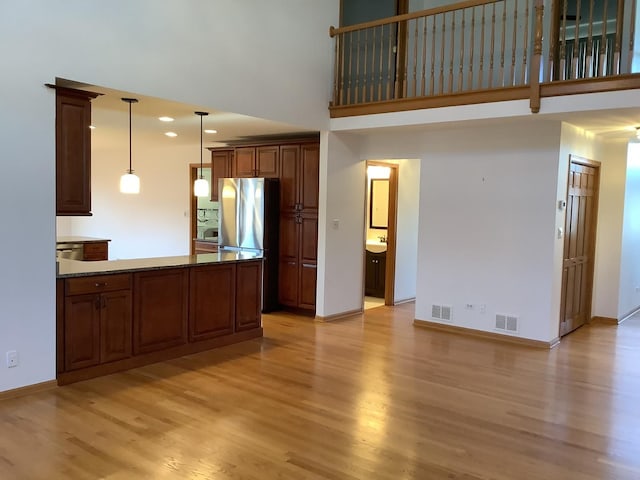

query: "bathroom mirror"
left=369, top=178, right=389, bottom=229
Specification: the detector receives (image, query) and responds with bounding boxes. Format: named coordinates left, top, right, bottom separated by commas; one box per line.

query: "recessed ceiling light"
left=159, top=116, right=174, bottom=122
left=204, top=129, right=217, bottom=134
left=165, top=132, right=178, bottom=137
left=89, top=125, right=96, bottom=130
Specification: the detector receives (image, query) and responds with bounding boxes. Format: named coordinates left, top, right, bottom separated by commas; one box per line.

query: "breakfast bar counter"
left=56, top=252, right=263, bottom=385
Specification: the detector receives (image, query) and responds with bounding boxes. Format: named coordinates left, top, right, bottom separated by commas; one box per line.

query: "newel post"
left=530, top=0, right=544, bottom=113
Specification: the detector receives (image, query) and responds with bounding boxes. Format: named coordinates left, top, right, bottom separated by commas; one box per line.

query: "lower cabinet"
left=236, top=261, right=262, bottom=331
left=58, top=259, right=263, bottom=384
left=64, top=274, right=132, bottom=371
left=189, top=263, right=235, bottom=341
left=365, top=250, right=386, bottom=298
left=133, top=268, right=189, bottom=355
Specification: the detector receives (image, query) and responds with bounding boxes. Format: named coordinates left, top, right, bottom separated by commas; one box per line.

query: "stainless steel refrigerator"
left=218, top=177, right=279, bottom=312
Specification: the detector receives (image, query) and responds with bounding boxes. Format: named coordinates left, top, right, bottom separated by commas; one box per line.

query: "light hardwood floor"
left=2, top=303, right=640, bottom=479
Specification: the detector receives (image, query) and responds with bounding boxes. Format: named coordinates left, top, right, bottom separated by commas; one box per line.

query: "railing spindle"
left=386, top=25, right=394, bottom=100
left=378, top=25, right=384, bottom=101
left=560, top=0, right=568, bottom=80
left=629, top=0, right=637, bottom=73
left=430, top=15, right=436, bottom=95
left=521, top=0, right=529, bottom=85
left=614, top=0, right=624, bottom=74
left=355, top=30, right=361, bottom=103
left=347, top=31, right=353, bottom=105
left=459, top=10, right=465, bottom=92
left=499, top=2, right=506, bottom=86
left=362, top=28, right=368, bottom=103
left=413, top=18, right=419, bottom=97
left=586, top=0, right=594, bottom=78
left=510, top=0, right=518, bottom=86
left=440, top=13, right=446, bottom=94
left=469, top=7, right=476, bottom=89
left=449, top=12, right=456, bottom=92
left=332, top=30, right=340, bottom=105
left=421, top=16, right=428, bottom=96
left=572, top=0, right=581, bottom=78
left=599, top=0, right=608, bottom=77
left=530, top=0, right=544, bottom=113
left=489, top=3, right=496, bottom=88
left=479, top=5, right=486, bottom=89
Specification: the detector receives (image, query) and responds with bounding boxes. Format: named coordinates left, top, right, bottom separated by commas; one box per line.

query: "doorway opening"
left=363, top=161, right=399, bottom=309
left=559, top=155, right=600, bottom=336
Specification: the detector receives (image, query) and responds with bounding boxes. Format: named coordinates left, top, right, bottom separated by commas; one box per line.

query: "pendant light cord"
left=128, top=100, right=132, bottom=173
left=200, top=113, right=204, bottom=179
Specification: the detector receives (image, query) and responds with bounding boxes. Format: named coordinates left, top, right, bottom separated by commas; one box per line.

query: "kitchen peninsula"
left=56, top=251, right=263, bottom=385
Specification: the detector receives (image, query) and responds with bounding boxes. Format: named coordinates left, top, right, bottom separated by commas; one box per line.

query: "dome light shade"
left=120, top=172, right=140, bottom=194
left=194, top=178, right=209, bottom=197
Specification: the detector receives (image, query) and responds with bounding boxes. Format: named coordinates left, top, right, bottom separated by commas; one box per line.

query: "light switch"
left=332, top=219, right=340, bottom=230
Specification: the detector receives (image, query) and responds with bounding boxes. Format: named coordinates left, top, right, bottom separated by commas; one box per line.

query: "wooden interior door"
left=559, top=157, right=600, bottom=336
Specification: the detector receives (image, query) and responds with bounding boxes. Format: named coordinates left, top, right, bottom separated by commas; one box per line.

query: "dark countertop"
left=57, top=251, right=263, bottom=278
left=57, top=236, right=111, bottom=244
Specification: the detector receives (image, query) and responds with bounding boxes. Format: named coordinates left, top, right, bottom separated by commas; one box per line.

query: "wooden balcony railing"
left=329, top=0, right=640, bottom=117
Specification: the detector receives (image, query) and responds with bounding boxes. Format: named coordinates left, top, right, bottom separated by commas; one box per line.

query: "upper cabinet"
left=210, top=149, right=233, bottom=201
left=48, top=85, right=100, bottom=216
left=232, top=146, right=279, bottom=178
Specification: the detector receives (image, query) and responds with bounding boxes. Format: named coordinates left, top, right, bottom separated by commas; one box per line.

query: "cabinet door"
left=234, top=147, right=255, bottom=177
left=236, top=261, right=262, bottom=331
left=279, top=145, right=299, bottom=212
left=64, top=294, right=100, bottom=371
left=300, top=144, right=320, bottom=214
left=56, top=91, right=93, bottom=215
left=278, top=214, right=299, bottom=306
left=100, top=290, right=132, bottom=363
left=133, top=268, right=188, bottom=354
left=189, top=264, right=236, bottom=341
left=211, top=150, right=232, bottom=201
left=298, top=216, right=318, bottom=309
left=256, top=146, right=279, bottom=178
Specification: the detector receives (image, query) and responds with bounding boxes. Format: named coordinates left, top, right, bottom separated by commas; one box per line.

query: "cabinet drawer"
left=83, top=242, right=108, bottom=261
left=66, top=274, right=131, bottom=296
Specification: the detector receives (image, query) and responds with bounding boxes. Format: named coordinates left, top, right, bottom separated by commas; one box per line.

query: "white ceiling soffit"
left=56, top=79, right=317, bottom=149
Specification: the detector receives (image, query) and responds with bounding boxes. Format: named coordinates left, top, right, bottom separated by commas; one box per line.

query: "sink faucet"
left=378, top=235, right=387, bottom=243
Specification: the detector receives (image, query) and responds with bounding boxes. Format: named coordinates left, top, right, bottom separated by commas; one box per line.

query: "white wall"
left=316, top=132, right=366, bottom=317
left=393, top=159, right=420, bottom=303
left=618, top=142, right=640, bottom=318
left=0, top=0, right=338, bottom=392
left=593, top=140, right=627, bottom=319
left=321, top=120, right=566, bottom=342
left=68, top=143, right=194, bottom=259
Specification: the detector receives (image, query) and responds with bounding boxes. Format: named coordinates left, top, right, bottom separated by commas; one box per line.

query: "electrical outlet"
left=6, top=350, right=18, bottom=368
left=479, top=304, right=486, bottom=314
left=635, top=286, right=640, bottom=293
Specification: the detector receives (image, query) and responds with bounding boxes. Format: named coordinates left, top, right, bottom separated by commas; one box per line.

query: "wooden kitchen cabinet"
left=210, top=149, right=233, bottom=201
left=133, top=268, right=188, bottom=354
left=365, top=250, right=386, bottom=298
left=278, top=213, right=318, bottom=311
left=48, top=85, right=100, bottom=216
left=233, top=146, right=279, bottom=178
left=189, top=263, right=235, bottom=341
left=236, top=260, right=262, bottom=331
left=63, top=273, right=132, bottom=371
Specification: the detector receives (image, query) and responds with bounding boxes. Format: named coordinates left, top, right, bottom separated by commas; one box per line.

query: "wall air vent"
left=496, top=314, right=519, bottom=333
left=432, top=304, right=452, bottom=322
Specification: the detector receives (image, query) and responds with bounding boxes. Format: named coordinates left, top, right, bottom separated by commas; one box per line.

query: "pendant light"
left=193, top=111, right=210, bottom=197
left=119, top=98, right=140, bottom=194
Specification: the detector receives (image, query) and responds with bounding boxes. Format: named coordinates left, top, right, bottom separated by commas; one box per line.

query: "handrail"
left=329, top=0, right=501, bottom=37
